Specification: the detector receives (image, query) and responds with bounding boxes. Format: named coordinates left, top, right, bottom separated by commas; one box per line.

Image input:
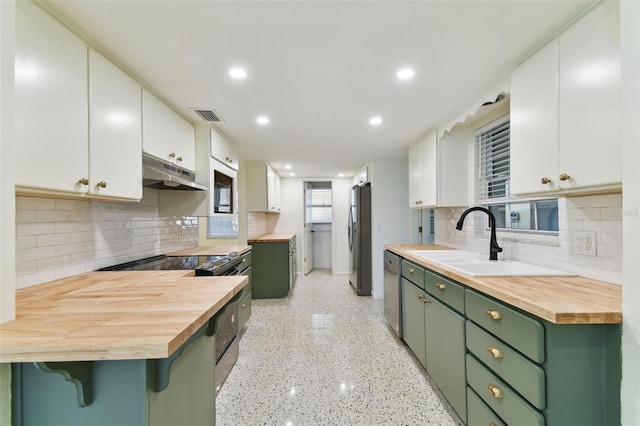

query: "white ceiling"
left=41, top=0, right=592, bottom=178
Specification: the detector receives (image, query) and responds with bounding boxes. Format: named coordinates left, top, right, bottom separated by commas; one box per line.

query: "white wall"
left=0, top=0, right=15, bottom=423
left=620, top=0, right=640, bottom=422
left=15, top=189, right=199, bottom=288
left=370, top=161, right=410, bottom=299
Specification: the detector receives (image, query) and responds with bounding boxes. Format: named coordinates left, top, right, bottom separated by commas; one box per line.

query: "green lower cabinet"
left=251, top=241, right=290, bottom=299
left=12, top=326, right=216, bottom=426
left=466, top=386, right=506, bottom=426
left=424, top=295, right=466, bottom=423
left=401, top=278, right=427, bottom=367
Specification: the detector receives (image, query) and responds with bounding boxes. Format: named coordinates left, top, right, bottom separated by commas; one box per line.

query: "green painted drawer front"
left=401, top=278, right=426, bottom=367
left=467, top=386, right=506, bottom=426
left=401, top=259, right=425, bottom=289
left=424, top=269, right=465, bottom=314
left=241, top=251, right=252, bottom=269
left=466, top=321, right=545, bottom=409
left=465, top=290, right=545, bottom=363
left=467, top=354, right=544, bottom=426
left=238, top=291, right=252, bottom=330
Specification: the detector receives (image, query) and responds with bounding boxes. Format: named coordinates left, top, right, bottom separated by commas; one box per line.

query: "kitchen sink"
left=407, top=249, right=575, bottom=277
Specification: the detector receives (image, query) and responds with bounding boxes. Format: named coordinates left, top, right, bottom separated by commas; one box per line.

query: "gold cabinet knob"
left=541, top=177, right=551, bottom=184
left=559, top=173, right=571, bottom=181
left=97, top=181, right=107, bottom=188
left=488, top=383, right=503, bottom=399
left=487, top=346, right=504, bottom=359
left=416, top=294, right=423, bottom=301
left=169, top=152, right=176, bottom=158
left=408, top=268, right=415, bottom=273
left=436, top=283, right=446, bottom=290
left=242, top=258, right=247, bottom=263
left=486, top=309, right=502, bottom=320
left=489, top=423, right=497, bottom=426
left=241, top=303, right=246, bottom=308
left=78, top=178, right=89, bottom=185
left=176, top=156, right=183, bottom=162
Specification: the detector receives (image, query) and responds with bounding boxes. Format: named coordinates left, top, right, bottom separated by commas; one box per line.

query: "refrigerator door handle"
left=347, top=207, right=353, bottom=250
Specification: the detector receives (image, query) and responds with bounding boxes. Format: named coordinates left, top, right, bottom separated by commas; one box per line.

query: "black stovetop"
left=98, top=254, right=233, bottom=273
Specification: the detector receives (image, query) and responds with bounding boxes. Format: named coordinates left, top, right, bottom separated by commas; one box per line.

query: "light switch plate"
left=570, top=231, right=597, bottom=256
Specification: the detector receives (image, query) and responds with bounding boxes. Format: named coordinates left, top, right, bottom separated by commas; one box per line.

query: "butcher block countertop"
left=248, top=233, right=295, bottom=243
left=0, top=271, right=248, bottom=363
left=386, top=244, right=622, bottom=325
left=166, top=245, right=252, bottom=256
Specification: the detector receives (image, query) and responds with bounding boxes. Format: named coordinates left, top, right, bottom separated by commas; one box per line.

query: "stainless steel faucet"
left=456, top=206, right=503, bottom=261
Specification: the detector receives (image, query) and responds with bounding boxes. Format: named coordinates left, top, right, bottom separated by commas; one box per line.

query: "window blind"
left=477, top=116, right=510, bottom=202
left=307, top=188, right=332, bottom=223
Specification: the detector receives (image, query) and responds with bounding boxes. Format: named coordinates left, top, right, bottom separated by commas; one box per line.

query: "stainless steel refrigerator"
left=348, top=183, right=372, bottom=296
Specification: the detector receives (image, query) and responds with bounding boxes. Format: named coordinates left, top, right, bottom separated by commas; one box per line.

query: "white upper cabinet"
left=354, top=164, right=368, bottom=186
left=246, top=161, right=281, bottom=212
left=88, top=49, right=142, bottom=200
left=15, top=0, right=88, bottom=194
left=210, top=129, right=239, bottom=170
left=510, top=39, right=560, bottom=195
left=142, top=89, right=196, bottom=171
left=558, top=0, right=620, bottom=190
left=510, top=1, right=621, bottom=195
left=408, top=131, right=468, bottom=209
left=15, top=2, right=142, bottom=201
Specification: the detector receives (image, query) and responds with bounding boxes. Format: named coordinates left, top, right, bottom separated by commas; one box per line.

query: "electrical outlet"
left=571, top=231, right=597, bottom=256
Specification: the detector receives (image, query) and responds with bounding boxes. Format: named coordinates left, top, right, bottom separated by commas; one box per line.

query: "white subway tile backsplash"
left=15, top=188, right=199, bottom=288
left=435, top=193, right=623, bottom=284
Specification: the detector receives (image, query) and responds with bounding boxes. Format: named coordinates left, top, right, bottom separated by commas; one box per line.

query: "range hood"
left=142, top=154, right=207, bottom=191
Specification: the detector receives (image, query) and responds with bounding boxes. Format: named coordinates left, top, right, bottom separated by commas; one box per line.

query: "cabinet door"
left=408, top=142, right=422, bottom=208
left=510, top=39, right=560, bottom=195
left=401, top=279, right=426, bottom=367
left=419, top=132, right=438, bottom=207
left=88, top=49, right=142, bottom=200
left=424, top=296, right=467, bottom=422
left=172, top=114, right=196, bottom=171
left=210, top=128, right=238, bottom=169
left=266, top=164, right=280, bottom=212
left=15, top=0, right=88, bottom=194
left=558, top=1, right=621, bottom=189
left=142, top=89, right=174, bottom=163
left=225, top=141, right=239, bottom=170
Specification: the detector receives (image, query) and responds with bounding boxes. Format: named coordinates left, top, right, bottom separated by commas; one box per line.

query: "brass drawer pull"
left=488, top=383, right=503, bottom=400
left=241, top=303, right=246, bottom=308
left=176, top=156, right=183, bottom=162
left=97, top=181, right=107, bottom=188
left=541, top=177, right=551, bottom=184
left=559, top=173, right=571, bottom=181
left=486, top=309, right=502, bottom=320
left=169, top=152, right=176, bottom=158
left=417, top=295, right=430, bottom=304
left=408, top=268, right=415, bottom=273
left=489, top=423, right=497, bottom=426
left=78, top=178, right=89, bottom=185
left=487, top=346, right=503, bottom=359
left=436, top=283, right=446, bottom=290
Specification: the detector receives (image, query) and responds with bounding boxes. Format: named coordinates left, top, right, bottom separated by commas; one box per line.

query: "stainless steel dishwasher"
left=383, top=250, right=402, bottom=337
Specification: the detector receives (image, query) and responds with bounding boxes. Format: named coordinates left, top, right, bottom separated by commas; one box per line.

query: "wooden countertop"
left=248, top=233, right=295, bottom=243
left=0, top=271, right=248, bottom=363
left=385, top=245, right=622, bottom=325
left=166, top=245, right=252, bottom=256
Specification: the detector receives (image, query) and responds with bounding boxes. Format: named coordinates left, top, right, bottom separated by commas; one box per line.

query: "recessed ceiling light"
left=396, top=68, right=415, bottom=80
left=289, top=172, right=295, bottom=177
left=257, top=116, right=270, bottom=125
left=339, top=173, right=344, bottom=177
left=369, top=116, right=382, bottom=126
left=285, top=164, right=292, bottom=169
left=229, top=67, right=247, bottom=79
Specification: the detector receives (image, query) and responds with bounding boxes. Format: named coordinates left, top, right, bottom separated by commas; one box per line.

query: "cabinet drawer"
left=401, top=260, right=424, bottom=289
left=467, top=354, right=545, bottom=426
left=241, top=251, right=252, bottom=269
left=465, top=290, right=545, bottom=363
left=424, top=269, right=465, bottom=313
left=466, top=321, right=545, bottom=409
left=238, top=292, right=252, bottom=330
left=467, top=386, right=506, bottom=426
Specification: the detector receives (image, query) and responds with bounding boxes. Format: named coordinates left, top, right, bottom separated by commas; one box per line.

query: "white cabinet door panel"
left=173, top=114, right=196, bottom=171
left=15, top=0, right=88, bottom=194
left=142, top=89, right=173, bottom=162
left=88, top=49, right=142, bottom=200
left=558, top=1, right=621, bottom=189
left=420, top=132, right=438, bottom=207
left=408, top=142, right=421, bottom=208
left=510, top=39, right=559, bottom=195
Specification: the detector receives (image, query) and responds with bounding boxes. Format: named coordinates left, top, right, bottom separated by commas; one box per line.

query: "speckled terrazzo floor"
left=215, top=269, right=464, bottom=426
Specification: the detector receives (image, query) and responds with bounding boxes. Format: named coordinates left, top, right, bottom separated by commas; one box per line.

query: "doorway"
left=304, top=181, right=333, bottom=274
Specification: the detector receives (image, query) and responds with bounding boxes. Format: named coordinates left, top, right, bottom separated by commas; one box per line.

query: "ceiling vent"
left=191, top=108, right=224, bottom=122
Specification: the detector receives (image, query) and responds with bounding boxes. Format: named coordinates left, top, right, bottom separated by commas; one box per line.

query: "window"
left=476, top=115, right=558, bottom=233
left=306, top=184, right=332, bottom=223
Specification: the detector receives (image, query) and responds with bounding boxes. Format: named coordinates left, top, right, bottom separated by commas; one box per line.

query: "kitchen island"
left=249, top=233, right=296, bottom=299
left=386, top=244, right=621, bottom=426
left=0, top=270, right=248, bottom=426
